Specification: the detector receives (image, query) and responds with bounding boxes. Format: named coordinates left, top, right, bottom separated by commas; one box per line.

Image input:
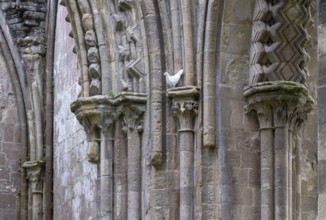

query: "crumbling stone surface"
left=0, top=0, right=47, bottom=56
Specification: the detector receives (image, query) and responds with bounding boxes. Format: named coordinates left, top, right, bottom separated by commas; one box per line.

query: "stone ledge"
left=244, top=81, right=314, bottom=113
left=70, top=92, right=147, bottom=163
left=167, top=86, right=200, bottom=99
left=70, top=92, right=147, bottom=111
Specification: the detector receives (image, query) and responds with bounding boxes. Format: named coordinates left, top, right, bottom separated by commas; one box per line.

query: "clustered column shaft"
left=71, top=94, right=146, bottom=220
left=117, top=103, right=145, bottom=220
left=100, top=125, right=115, bottom=219
left=257, top=106, right=274, bottom=220
left=245, top=82, right=313, bottom=220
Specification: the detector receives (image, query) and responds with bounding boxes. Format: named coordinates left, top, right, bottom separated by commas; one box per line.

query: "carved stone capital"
left=71, top=96, right=117, bottom=163
left=168, top=86, right=200, bottom=131
left=115, top=93, right=146, bottom=133
left=71, top=93, right=147, bottom=162
left=244, top=81, right=314, bottom=129
left=23, top=160, right=45, bottom=194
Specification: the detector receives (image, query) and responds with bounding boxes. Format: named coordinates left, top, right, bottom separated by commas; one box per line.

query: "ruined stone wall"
left=53, top=4, right=97, bottom=219
left=0, top=45, right=20, bottom=219
left=51, top=0, right=319, bottom=219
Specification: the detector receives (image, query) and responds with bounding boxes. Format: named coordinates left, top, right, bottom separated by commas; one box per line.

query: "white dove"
left=164, top=69, right=184, bottom=87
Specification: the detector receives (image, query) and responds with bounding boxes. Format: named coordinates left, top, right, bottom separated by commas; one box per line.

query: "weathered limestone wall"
left=0, top=45, right=20, bottom=219
left=318, top=0, right=326, bottom=218
left=217, top=1, right=261, bottom=218
left=53, top=4, right=97, bottom=219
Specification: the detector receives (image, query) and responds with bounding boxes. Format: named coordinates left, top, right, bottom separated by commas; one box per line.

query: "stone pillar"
left=118, top=100, right=146, bottom=220
left=168, top=86, right=199, bottom=220
left=71, top=93, right=147, bottom=219
left=98, top=110, right=116, bottom=219
left=273, top=104, right=290, bottom=219
left=23, top=161, right=44, bottom=220
left=245, top=81, right=313, bottom=220
left=71, top=97, right=118, bottom=219
left=255, top=104, right=274, bottom=220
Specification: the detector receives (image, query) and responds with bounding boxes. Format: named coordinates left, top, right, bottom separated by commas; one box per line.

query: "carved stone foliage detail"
left=244, top=81, right=314, bottom=128
left=117, top=104, right=145, bottom=133
left=172, top=100, right=198, bottom=130
left=249, top=0, right=315, bottom=84
left=168, top=86, right=200, bottom=131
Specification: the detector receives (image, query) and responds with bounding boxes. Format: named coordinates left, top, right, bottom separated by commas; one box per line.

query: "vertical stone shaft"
left=274, top=111, right=289, bottom=220
left=23, top=161, right=44, bottom=220
left=32, top=193, right=42, bottom=220
left=32, top=83, right=43, bottom=161
left=179, top=128, right=194, bottom=220
left=258, top=108, right=274, bottom=220
left=127, top=127, right=141, bottom=220
left=27, top=111, right=36, bottom=161
left=114, top=120, right=128, bottom=220
left=244, top=82, right=313, bottom=220
left=288, top=129, right=293, bottom=220
left=169, top=89, right=199, bottom=220
left=202, top=0, right=219, bottom=148
left=295, top=133, right=302, bottom=220
left=180, top=0, right=194, bottom=85
left=100, top=127, right=114, bottom=219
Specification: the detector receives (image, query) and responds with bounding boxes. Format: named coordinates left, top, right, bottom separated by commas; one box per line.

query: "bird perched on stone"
left=164, top=69, right=184, bottom=87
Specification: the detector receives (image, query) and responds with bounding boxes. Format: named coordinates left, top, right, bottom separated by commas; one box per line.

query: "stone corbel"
left=71, top=96, right=118, bottom=219
left=167, top=86, right=199, bottom=220
left=71, top=97, right=117, bottom=163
